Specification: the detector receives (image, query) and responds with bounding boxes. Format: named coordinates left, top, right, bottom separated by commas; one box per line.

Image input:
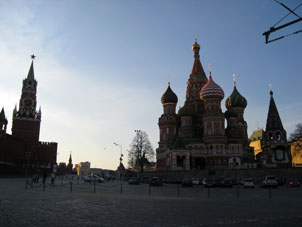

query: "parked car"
left=84, top=175, right=104, bottom=183
left=164, top=178, right=178, bottom=184
left=192, top=178, right=200, bottom=185
left=181, top=178, right=193, bottom=187
left=243, top=178, right=255, bottom=188
left=149, top=177, right=163, bottom=186
left=140, top=176, right=150, bottom=184
left=128, top=177, right=139, bottom=185
left=222, top=178, right=233, bottom=188
left=286, top=179, right=300, bottom=187
left=230, top=178, right=242, bottom=186
left=203, top=178, right=215, bottom=188
left=262, top=176, right=278, bottom=188
left=214, top=178, right=225, bottom=187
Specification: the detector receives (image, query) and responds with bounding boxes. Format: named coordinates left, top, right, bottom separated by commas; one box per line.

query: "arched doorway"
left=195, top=157, right=206, bottom=169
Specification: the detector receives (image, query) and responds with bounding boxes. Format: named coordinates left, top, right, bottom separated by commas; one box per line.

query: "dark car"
left=222, top=178, right=233, bottom=188
left=84, top=175, right=104, bottom=183
left=286, top=179, right=300, bottom=187
left=164, top=178, right=178, bottom=184
left=150, top=177, right=163, bottom=186
left=128, top=177, right=139, bottom=185
left=214, top=178, right=224, bottom=187
left=140, top=176, right=150, bottom=184
left=181, top=178, right=193, bottom=187
left=203, top=178, right=215, bottom=188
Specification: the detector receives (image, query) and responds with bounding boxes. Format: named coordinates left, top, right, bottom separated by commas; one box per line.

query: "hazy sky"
left=0, top=0, right=301, bottom=170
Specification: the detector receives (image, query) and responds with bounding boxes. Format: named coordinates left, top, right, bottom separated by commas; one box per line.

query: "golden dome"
left=192, top=40, right=200, bottom=50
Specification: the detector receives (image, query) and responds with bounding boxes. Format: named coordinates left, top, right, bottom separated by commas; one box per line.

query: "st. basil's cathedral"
left=157, top=40, right=258, bottom=170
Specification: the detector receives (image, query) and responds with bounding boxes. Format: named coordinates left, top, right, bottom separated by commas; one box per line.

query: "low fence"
left=137, top=168, right=302, bottom=184
left=23, top=177, right=302, bottom=200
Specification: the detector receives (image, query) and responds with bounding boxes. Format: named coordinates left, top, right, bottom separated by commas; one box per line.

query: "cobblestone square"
left=1, top=178, right=302, bottom=227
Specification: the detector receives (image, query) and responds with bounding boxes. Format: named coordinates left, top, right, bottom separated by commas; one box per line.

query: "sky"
left=0, top=0, right=301, bottom=170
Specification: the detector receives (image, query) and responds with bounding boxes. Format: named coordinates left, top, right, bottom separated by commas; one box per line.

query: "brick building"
left=156, top=40, right=255, bottom=170
left=0, top=57, right=57, bottom=174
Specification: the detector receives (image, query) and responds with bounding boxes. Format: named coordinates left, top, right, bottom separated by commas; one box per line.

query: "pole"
left=43, top=183, right=45, bottom=192
left=93, top=181, right=96, bottom=193
left=269, top=187, right=272, bottom=198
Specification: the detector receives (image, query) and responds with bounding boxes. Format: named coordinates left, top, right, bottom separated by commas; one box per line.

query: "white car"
left=192, top=178, right=200, bottom=185
left=262, top=176, right=278, bottom=188
left=243, top=179, right=254, bottom=188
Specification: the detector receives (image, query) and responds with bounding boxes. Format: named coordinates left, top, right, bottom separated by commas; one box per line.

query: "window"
left=276, top=132, right=281, bottom=141
left=269, top=132, right=273, bottom=140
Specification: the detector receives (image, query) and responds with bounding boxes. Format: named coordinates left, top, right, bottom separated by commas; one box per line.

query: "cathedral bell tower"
left=12, top=55, right=41, bottom=143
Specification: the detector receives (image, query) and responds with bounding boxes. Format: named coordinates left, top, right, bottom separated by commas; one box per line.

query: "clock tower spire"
left=12, top=55, right=41, bottom=142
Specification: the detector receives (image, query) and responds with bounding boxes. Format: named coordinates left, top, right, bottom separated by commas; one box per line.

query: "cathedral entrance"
left=195, top=157, right=206, bottom=169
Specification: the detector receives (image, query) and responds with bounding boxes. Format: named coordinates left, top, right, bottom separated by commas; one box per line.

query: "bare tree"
left=127, top=130, right=154, bottom=172
left=290, top=123, right=302, bottom=141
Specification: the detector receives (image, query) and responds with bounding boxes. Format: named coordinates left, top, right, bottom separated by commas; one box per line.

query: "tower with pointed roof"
left=12, top=58, right=41, bottom=142
left=256, top=88, right=291, bottom=167
left=0, top=56, right=57, bottom=174
left=68, top=153, right=73, bottom=171
left=0, top=108, right=8, bottom=138
left=156, top=40, right=255, bottom=170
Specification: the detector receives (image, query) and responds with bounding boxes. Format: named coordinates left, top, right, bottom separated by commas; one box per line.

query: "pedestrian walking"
left=51, top=172, right=55, bottom=185
left=43, top=173, right=47, bottom=185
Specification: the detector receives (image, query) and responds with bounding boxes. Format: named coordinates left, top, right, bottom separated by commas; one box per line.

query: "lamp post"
left=113, top=142, right=123, bottom=180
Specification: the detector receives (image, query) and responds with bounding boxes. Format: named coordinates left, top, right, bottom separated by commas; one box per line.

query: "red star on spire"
left=31, top=54, right=36, bottom=60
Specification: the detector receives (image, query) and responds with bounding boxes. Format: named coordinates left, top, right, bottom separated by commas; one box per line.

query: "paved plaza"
left=1, top=177, right=302, bottom=227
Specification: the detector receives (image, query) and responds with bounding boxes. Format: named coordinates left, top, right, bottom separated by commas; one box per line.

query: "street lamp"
left=113, top=142, right=123, bottom=180
left=113, top=143, right=123, bottom=159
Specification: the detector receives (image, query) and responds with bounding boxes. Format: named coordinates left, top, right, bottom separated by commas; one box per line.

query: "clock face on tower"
left=22, top=97, right=34, bottom=108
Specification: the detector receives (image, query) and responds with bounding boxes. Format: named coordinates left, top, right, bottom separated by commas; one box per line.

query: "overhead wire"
left=272, top=2, right=302, bottom=27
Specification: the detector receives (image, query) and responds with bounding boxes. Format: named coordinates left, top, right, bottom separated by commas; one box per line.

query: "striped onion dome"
left=161, top=83, right=178, bottom=105
left=225, top=86, right=247, bottom=109
left=200, top=75, right=224, bottom=100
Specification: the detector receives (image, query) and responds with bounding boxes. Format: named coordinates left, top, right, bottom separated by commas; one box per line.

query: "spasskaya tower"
left=12, top=55, right=41, bottom=143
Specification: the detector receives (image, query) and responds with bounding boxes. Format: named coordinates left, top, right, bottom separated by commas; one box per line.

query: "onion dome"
left=161, top=82, right=178, bottom=105
left=224, top=108, right=237, bottom=118
left=225, top=86, right=247, bottom=109
left=192, top=40, right=200, bottom=51
left=178, top=103, right=195, bottom=117
left=200, top=75, right=224, bottom=100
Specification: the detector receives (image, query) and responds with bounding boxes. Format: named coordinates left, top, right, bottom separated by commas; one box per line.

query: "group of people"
left=31, top=169, right=56, bottom=185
